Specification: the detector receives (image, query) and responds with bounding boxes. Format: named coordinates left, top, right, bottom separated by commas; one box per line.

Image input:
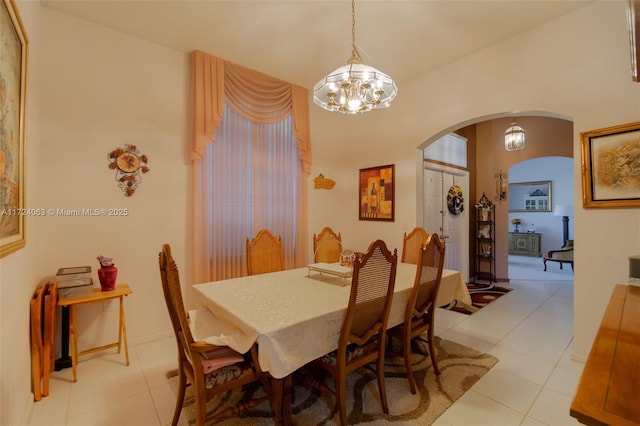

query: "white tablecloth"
left=192, top=263, right=470, bottom=379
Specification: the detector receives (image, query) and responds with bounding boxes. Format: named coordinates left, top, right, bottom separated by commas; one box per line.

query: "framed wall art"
left=359, top=164, right=394, bottom=221
left=581, top=121, right=640, bottom=208
left=508, top=181, right=552, bottom=212
left=0, top=0, right=28, bottom=258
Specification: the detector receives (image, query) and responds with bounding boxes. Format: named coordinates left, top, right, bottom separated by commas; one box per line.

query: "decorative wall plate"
left=447, top=185, right=464, bottom=215
left=108, top=144, right=149, bottom=196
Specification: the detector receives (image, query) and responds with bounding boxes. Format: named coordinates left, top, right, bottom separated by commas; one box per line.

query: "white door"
left=423, top=166, right=469, bottom=282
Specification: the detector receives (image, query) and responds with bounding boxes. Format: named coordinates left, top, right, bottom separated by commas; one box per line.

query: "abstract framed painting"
left=359, top=164, right=394, bottom=221
left=580, top=121, right=640, bottom=208
left=0, top=0, right=28, bottom=257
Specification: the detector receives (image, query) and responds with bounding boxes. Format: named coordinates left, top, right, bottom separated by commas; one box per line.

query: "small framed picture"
left=580, top=121, right=640, bottom=208
left=359, top=164, right=394, bottom=221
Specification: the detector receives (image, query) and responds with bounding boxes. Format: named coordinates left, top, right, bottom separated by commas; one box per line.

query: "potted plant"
left=511, top=218, right=522, bottom=232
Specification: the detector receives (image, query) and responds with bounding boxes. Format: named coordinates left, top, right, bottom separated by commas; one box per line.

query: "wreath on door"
left=447, top=185, right=464, bottom=215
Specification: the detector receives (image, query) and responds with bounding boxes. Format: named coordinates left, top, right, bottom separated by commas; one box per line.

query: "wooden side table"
left=57, top=283, right=132, bottom=382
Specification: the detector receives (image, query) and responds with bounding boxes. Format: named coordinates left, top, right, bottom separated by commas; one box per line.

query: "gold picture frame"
left=0, top=0, right=28, bottom=257
left=359, top=164, right=394, bottom=221
left=581, top=121, right=640, bottom=208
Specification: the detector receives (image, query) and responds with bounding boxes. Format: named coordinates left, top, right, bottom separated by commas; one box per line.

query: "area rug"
left=166, top=337, right=498, bottom=425
left=440, top=282, right=512, bottom=315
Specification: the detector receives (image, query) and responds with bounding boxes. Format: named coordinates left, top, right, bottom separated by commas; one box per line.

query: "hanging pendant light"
left=313, top=0, right=397, bottom=114
left=504, top=120, right=526, bottom=151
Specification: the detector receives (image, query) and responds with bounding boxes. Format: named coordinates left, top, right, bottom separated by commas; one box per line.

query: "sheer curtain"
left=190, top=50, right=311, bottom=283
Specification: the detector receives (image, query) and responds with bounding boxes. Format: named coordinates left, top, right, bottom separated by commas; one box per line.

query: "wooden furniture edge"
left=57, top=283, right=132, bottom=306
left=570, top=284, right=640, bottom=426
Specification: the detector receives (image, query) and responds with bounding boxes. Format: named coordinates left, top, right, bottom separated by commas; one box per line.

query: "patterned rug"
left=166, top=337, right=497, bottom=425
left=440, top=282, right=513, bottom=315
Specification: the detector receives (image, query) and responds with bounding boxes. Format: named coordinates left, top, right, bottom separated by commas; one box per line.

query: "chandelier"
left=504, top=120, right=526, bottom=151
left=313, top=0, right=397, bottom=114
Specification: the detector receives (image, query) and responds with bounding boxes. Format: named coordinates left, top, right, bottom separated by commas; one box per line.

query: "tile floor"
left=29, top=270, right=581, bottom=425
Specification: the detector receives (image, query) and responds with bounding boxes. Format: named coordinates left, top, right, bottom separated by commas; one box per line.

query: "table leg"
left=54, top=306, right=73, bottom=371
left=118, top=296, right=130, bottom=365
left=69, top=305, right=78, bottom=382
left=270, top=375, right=293, bottom=426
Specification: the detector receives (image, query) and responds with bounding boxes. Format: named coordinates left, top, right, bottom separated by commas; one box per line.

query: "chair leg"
left=402, top=331, right=417, bottom=394
left=427, top=327, right=440, bottom=376
left=171, top=369, right=187, bottom=426
left=31, top=348, right=42, bottom=401
left=543, top=259, right=548, bottom=271
left=377, top=354, right=389, bottom=414
left=403, top=337, right=417, bottom=394
left=194, top=385, right=206, bottom=426
left=336, top=373, right=348, bottom=425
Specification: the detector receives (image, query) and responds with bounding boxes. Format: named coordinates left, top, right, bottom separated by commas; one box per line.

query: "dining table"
left=191, top=261, right=471, bottom=424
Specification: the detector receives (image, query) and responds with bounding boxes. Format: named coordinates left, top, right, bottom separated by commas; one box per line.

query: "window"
left=424, top=133, right=468, bottom=169
left=202, top=104, right=299, bottom=279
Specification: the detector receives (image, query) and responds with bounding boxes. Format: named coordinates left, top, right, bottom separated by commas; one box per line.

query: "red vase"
left=98, top=265, right=118, bottom=291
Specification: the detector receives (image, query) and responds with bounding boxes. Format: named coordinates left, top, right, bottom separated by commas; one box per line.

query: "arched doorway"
left=417, top=112, right=573, bottom=283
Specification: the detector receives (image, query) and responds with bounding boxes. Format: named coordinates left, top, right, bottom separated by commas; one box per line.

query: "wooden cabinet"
left=570, top=285, right=640, bottom=425
left=508, top=232, right=542, bottom=257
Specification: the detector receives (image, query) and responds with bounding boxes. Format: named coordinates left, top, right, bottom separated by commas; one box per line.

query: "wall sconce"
left=495, top=170, right=508, bottom=203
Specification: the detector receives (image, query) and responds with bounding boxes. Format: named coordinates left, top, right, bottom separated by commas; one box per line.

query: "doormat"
left=440, top=282, right=512, bottom=315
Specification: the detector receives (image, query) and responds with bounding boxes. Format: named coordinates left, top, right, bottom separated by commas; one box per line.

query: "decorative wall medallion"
left=107, top=144, right=149, bottom=197
left=447, top=185, right=464, bottom=215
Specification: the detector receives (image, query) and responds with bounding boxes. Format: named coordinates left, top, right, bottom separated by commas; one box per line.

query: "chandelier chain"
left=349, top=0, right=363, bottom=64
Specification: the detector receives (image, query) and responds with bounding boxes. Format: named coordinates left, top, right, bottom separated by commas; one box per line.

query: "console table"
left=508, top=232, right=541, bottom=257
left=570, top=284, right=640, bottom=425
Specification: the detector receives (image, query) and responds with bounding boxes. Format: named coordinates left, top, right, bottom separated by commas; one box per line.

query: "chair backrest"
left=401, top=227, right=430, bottom=264
left=246, top=229, right=284, bottom=275
left=159, top=244, right=196, bottom=364
left=343, top=239, right=398, bottom=346
left=313, top=226, right=342, bottom=263
left=406, top=233, right=446, bottom=324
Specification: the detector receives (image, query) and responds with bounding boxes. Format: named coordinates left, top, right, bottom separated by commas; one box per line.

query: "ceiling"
left=42, top=0, right=591, bottom=90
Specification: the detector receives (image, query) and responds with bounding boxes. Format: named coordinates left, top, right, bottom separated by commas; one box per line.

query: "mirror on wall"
left=508, top=181, right=552, bottom=212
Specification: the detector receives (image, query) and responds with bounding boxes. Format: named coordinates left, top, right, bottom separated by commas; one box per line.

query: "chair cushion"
left=320, top=343, right=365, bottom=366
left=200, top=347, right=245, bottom=374
left=204, top=361, right=255, bottom=389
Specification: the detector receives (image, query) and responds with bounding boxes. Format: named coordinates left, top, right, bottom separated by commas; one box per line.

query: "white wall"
left=1, top=3, right=190, bottom=424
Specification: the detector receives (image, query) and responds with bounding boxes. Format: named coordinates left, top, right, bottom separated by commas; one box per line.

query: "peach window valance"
left=190, top=50, right=312, bottom=174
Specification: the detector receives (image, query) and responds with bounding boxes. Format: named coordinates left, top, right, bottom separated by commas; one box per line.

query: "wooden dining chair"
left=313, top=226, right=342, bottom=263
left=246, top=229, right=285, bottom=275
left=302, top=239, right=398, bottom=425
left=401, top=226, right=430, bottom=264
left=388, top=233, right=446, bottom=394
left=159, top=244, right=272, bottom=425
